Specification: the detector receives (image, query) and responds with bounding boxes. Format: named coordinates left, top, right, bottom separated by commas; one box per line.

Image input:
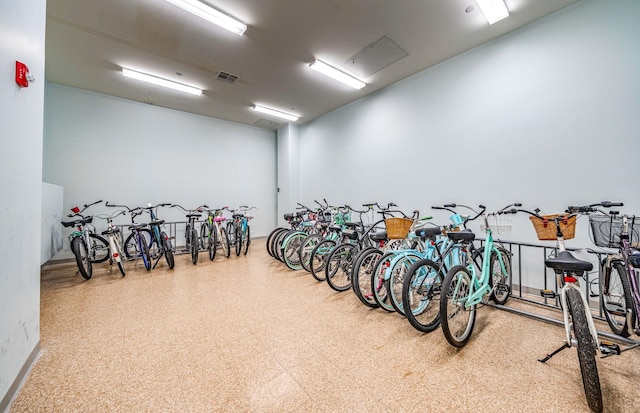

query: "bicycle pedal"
left=496, top=283, right=510, bottom=293
left=599, top=340, right=621, bottom=356
left=540, top=289, right=556, bottom=299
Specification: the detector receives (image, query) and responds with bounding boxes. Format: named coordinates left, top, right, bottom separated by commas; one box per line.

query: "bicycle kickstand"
left=538, top=342, right=570, bottom=363
left=152, top=254, right=162, bottom=270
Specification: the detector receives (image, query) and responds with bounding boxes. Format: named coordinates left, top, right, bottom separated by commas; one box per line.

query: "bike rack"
left=478, top=237, right=640, bottom=347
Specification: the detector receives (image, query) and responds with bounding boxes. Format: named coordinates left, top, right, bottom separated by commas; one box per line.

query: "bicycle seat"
left=102, top=228, right=120, bottom=235
left=342, top=229, right=358, bottom=240
left=284, top=213, right=293, bottom=220
left=329, top=226, right=342, bottom=232
left=184, top=215, right=199, bottom=220
left=369, top=231, right=387, bottom=241
left=61, top=216, right=93, bottom=227
left=544, top=250, right=593, bottom=272
left=214, top=216, right=226, bottom=222
left=232, top=214, right=244, bottom=219
left=414, top=227, right=442, bottom=239
left=344, top=222, right=359, bottom=229
left=129, top=223, right=147, bottom=230
left=447, top=229, right=475, bottom=242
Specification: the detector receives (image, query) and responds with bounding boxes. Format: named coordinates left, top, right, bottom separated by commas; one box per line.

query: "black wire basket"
left=589, top=215, right=640, bottom=248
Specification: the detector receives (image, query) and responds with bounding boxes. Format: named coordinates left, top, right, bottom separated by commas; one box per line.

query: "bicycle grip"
left=443, top=204, right=456, bottom=208
left=601, top=201, right=623, bottom=208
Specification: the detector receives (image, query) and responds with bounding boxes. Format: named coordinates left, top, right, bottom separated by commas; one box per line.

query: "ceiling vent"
left=343, top=35, right=409, bottom=78
left=215, top=70, right=239, bottom=84
left=253, top=119, right=281, bottom=130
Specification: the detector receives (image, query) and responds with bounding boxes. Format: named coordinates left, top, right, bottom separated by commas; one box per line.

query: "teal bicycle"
left=439, top=203, right=519, bottom=347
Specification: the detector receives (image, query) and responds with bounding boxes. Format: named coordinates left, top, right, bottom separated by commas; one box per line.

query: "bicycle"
left=140, top=203, right=175, bottom=269
left=200, top=206, right=230, bottom=260
left=439, top=203, right=518, bottom=347
left=324, top=204, right=402, bottom=292
left=95, top=207, right=128, bottom=277
left=592, top=209, right=640, bottom=337
left=172, top=204, right=206, bottom=265
left=228, top=206, right=258, bottom=256
left=110, top=203, right=152, bottom=271
left=61, top=200, right=109, bottom=279
left=521, top=201, right=631, bottom=413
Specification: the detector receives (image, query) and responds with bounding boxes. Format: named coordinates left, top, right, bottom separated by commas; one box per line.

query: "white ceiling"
left=46, top=0, right=580, bottom=130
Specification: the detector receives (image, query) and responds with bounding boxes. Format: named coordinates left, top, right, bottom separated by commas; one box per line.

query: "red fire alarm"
left=16, top=61, right=34, bottom=88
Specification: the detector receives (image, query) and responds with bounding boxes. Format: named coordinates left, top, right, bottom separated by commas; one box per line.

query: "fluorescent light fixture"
left=164, top=0, right=246, bottom=36
left=252, top=105, right=299, bottom=122
left=476, top=0, right=509, bottom=25
left=309, top=59, right=366, bottom=90
left=122, top=68, right=202, bottom=96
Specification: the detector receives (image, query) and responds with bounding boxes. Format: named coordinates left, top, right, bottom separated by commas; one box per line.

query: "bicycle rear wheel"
left=266, top=227, right=285, bottom=257
left=403, top=259, right=442, bottom=333
left=440, top=265, right=476, bottom=348
left=162, top=232, right=175, bottom=269
left=88, top=233, right=110, bottom=263
left=326, top=243, right=357, bottom=292
left=310, top=239, right=336, bottom=281
left=72, top=237, right=92, bottom=280
left=282, top=231, right=306, bottom=270
left=567, top=287, right=603, bottom=413
left=388, top=254, right=421, bottom=316
left=235, top=225, right=243, bottom=256
left=600, top=260, right=634, bottom=337
left=352, top=248, right=382, bottom=308
left=489, top=248, right=511, bottom=305
left=371, top=252, right=397, bottom=312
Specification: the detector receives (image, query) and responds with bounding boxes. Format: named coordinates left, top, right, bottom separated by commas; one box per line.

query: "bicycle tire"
left=124, top=230, right=152, bottom=270
left=209, top=226, right=218, bottom=261
left=273, top=229, right=290, bottom=262
left=371, top=252, right=397, bottom=312
left=440, top=265, right=476, bottom=347
left=310, top=239, right=337, bottom=281
left=162, top=232, right=175, bottom=269
left=325, top=243, right=357, bottom=292
left=266, top=227, right=285, bottom=257
left=298, top=234, right=322, bottom=272
left=601, top=260, right=634, bottom=337
left=117, top=261, right=126, bottom=277
left=235, top=225, right=243, bottom=256
left=282, top=231, right=307, bottom=270
left=200, top=222, right=210, bottom=251
left=489, top=248, right=511, bottom=305
left=219, top=227, right=230, bottom=258
left=351, top=248, right=382, bottom=308
left=244, top=225, right=251, bottom=255
left=567, top=287, right=603, bottom=413
left=402, top=259, right=443, bottom=333
left=388, top=253, right=422, bottom=316
left=87, top=233, right=110, bottom=263
left=227, top=222, right=236, bottom=248
left=191, top=229, right=199, bottom=265
left=72, top=237, right=92, bottom=280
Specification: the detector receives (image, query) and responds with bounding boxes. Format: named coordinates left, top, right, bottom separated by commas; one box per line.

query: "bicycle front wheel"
left=310, top=239, right=337, bottom=281
left=371, top=252, right=397, bottom=312
left=190, top=229, right=199, bottom=265
left=235, top=225, right=243, bottom=256
left=403, top=259, right=442, bottom=333
left=600, top=260, right=634, bottom=337
left=325, top=243, right=357, bottom=292
left=208, top=226, right=218, bottom=261
left=72, top=237, right=92, bottom=280
left=388, top=254, right=421, bottom=316
left=282, top=231, right=306, bottom=270
left=440, top=265, right=476, bottom=348
left=567, top=287, right=603, bottom=412
left=299, top=234, right=323, bottom=273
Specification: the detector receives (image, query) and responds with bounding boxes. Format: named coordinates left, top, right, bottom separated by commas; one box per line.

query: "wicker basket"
left=385, top=217, right=413, bottom=239
left=529, top=214, right=576, bottom=241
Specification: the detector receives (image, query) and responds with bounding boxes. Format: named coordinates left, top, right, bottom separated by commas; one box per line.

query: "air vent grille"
left=215, top=70, right=238, bottom=84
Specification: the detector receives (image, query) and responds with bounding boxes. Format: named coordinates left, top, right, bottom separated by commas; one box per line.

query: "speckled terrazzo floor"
left=10, top=240, right=640, bottom=412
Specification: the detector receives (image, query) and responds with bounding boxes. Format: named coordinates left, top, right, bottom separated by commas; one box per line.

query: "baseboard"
left=1, top=341, right=41, bottom=413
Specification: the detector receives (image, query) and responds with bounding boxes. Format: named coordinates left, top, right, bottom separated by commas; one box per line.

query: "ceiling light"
left=252, top=105, right=299, bottom=122
left=122, top=68, right=202, bottom=95
left=475, top=0, right=509, bottom=25
left=164, top=0, right=246, bottom=36
left=309, top=59, right=366, bottom=90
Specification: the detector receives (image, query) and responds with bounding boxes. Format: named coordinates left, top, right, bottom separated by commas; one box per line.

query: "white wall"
left=41, top=183, right=64, bottom=265
left=0, top=0, right=45, bottom=408
left=298, top=0, right=640, bottom=288
left=44, top=84, right=277, bottom=258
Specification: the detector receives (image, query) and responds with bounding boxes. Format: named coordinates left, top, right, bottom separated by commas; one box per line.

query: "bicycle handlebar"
left=566, top=201, right=623, bottom=214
